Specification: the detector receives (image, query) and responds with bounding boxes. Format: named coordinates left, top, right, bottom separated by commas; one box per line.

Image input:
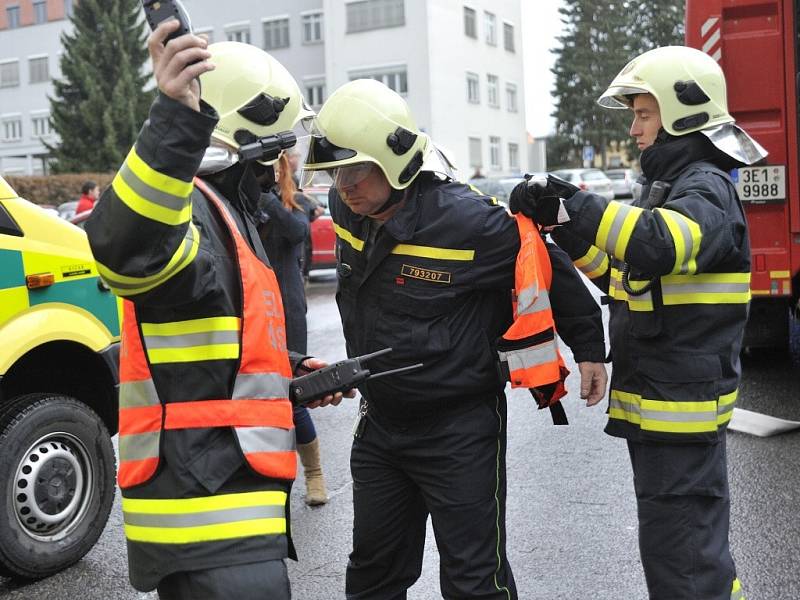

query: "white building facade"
left=0, top=0, right=527, bottom=178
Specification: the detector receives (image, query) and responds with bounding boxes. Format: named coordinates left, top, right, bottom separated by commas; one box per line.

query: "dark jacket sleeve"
left=260, top=191, right=309, bottom=245
left=85, top=93, right=218, bottom=304
left=546, top=240, right=606, bottom=363
left=562, top=168, right=742, bottom=277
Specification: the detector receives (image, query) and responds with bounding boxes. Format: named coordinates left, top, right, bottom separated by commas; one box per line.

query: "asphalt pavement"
left=1, top=271, right=798, bottom=599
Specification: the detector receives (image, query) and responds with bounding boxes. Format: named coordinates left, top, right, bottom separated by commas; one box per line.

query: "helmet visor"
left=597, top=86, right=648, bottom=109
left=332, top=162, right=376, bottom=190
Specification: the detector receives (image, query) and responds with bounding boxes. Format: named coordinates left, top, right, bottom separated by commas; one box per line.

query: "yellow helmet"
left=199, top=42, right=314, bottom=151
left=301, top=79, right=430, bottom=190
left=598, top=45, right=733, bottom=136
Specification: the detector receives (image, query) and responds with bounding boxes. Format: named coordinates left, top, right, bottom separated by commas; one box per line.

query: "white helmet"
left=301, top=79, right=430, bottom=190
left=598, top=46, right=766, bottom=164
left=199, top=42, right=314, bottom=152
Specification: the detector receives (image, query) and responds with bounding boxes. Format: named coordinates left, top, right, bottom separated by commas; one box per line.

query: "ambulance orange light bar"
left=26, top=273, right=55, bottom=289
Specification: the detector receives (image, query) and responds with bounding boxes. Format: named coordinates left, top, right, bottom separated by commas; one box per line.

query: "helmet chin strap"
left=368, top=187, right=405, bottom=216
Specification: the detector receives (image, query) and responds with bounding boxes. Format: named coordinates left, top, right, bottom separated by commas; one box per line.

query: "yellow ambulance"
left=0, top=175, right=118, bottom=579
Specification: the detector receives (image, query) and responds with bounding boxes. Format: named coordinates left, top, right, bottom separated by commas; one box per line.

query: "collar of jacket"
left=205, top=161, right=263, bottom=217
left=640, top=130, right=740, bottom=183
left=342, top=176, right=428, bottom=243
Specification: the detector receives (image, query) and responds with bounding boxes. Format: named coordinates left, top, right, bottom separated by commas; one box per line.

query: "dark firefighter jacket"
left=85, top=94, right=305, bottom=591
left=329, top=174, right=605, bottom=422
left=551, top=132, right=751, bottom=444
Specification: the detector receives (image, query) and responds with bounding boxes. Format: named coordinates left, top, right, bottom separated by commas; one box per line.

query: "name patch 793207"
left=401, top=264, right=452, bottom=284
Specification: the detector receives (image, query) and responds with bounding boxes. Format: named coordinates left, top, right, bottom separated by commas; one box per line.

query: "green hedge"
left=4, top=173, right=115, bottom=207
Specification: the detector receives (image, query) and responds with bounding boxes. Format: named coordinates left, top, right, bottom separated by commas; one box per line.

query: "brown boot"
left=297, top=438, right=328, bottom=506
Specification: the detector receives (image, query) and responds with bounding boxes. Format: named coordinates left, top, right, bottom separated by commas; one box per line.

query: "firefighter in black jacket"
left=86, top=24, right=346, bottom=599
left=510, top=46, right=765, bottom=600
left=301, top=79, right=608, bottom=600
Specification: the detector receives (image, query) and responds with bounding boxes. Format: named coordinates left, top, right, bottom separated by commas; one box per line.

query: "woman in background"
left=257, top=153, right=329, bottom=506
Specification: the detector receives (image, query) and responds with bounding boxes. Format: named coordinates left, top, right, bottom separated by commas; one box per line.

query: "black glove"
left=509, top=173, right=578, bottom=226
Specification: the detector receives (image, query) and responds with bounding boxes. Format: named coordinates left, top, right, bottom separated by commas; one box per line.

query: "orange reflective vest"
left=498, top=215, right=569, bottom=407
left=117, top=178, right=297, bottom=489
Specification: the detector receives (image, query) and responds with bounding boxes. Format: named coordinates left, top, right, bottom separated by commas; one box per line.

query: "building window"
left=225, top=26, right=251, bottom=44
left=2, top=117, right=22, bottom=142
left=506, top=83, right=518, bottom=112
left=468, top=137, right=482, bottom=169
left=29, top=56, right=49, bottom=84
left=508, top=142, right=519, bottom=171
left=34, top=1, right=47, bottom=24
left=463, top=6, right=476, bottom=38
left=487, top=74, right=499, bottom=108
left=0, top=61, right=20, bottom=88
left=484, top=11, right=496, bottom=45
left=489, top=136, right=501, bottom=169
left=305, top=82, right=325, bottom=108
left=466, top=72, right=480, bottom=104
left=351, top=67, right=407, bottom=95
left=503, top=22, right=515, bottom=52
left=346, top=0, right=405, bottom=34
left=6, top=6, right=20, bottom=29
left=263, top=18, right=289, bottom=50
left=64, top=0, right=73, bottom=17
left=31, top=113, right=51, bottom=138
left=302, top=11, right=323, bottom=44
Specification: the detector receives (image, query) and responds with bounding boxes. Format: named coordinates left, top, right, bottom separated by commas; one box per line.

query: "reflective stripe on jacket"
left=497, top=215, right=568, bottom=405
left=118, top=180, right=296, bottom=489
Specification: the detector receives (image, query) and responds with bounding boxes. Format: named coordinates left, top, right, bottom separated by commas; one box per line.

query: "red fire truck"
left=686, top=0, right=800, bottom=359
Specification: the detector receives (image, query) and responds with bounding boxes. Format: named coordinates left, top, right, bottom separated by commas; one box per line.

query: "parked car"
left=552, top=168, right=615, bottom=201
left=0, top=175, right=119, bottom=579
left=57, top=200, right=79, bottom=221
left=605, top=168, right=639, bottom=199
left=298, top=186, right=337, bottom=271
left=467, top=175, right=528, bottom=206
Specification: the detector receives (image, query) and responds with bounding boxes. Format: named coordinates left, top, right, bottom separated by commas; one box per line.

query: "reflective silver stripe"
left=498, top=339, right=558, bottom=373
left=666, top=213, right=694, bottom=274
left=98, top=224, right=198, bottom=291
left=143, top=330, right=240, bottom=349
left=119, top=160, right=193, bottom=213
left=609, top=395, right=640, bottom=415
left=603, top=203, right=640, bottom=257
left=717, top=401, right=735, bottom=420
left=119, top=379, right=160, bottom=408
left=640, top=408, right=717, bottom=423
left=232, top=373, right=291, bottom=400
left=516, top=283, right=539, bottom=314
left=236, top=427, right=296, bottom=454
left=119, top=431, right=160, bottom=462
left=123, top=504, right=285, bottom=528
left=517, top=288, right=551, bottom=317
left=662, top=282, right=750, bottom=296
left=576, top=249, right=607, bottom=277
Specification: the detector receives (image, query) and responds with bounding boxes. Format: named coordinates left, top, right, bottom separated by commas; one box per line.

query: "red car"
left=302, top=186, right=336, bottom=271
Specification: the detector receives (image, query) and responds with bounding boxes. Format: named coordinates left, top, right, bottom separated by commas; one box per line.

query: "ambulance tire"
left=0, top=393, right=116, bottom=579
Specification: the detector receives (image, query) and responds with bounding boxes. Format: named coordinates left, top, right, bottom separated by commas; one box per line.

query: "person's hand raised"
left=147, top=20, right=215, bottom=112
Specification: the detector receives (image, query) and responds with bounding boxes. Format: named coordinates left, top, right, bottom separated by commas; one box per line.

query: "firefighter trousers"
left=627, top=434, right=743, bottom=600
left=346, top=393, right=516, bottom=600
left=156, top=559, right=291, bottom=600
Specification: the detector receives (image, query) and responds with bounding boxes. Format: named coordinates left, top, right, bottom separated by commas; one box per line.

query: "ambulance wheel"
left=0, top=393, right=116, bottom=579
